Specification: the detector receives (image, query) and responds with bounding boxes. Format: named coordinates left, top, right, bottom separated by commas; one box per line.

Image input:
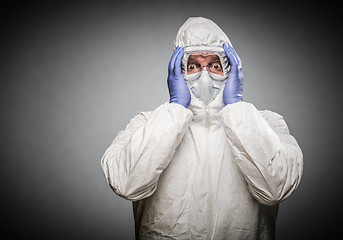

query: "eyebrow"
left=208, top=57, right=221, bottom=64
left=187, top=56, right=198, bottom=63
left=188, top=56, right=221, bottom=64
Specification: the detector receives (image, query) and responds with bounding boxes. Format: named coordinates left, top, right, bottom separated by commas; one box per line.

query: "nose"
left=201, top=65, right=209, bottom=71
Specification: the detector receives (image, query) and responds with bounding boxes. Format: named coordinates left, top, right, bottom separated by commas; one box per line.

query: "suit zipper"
left=205, top=105, right=214, bottom=240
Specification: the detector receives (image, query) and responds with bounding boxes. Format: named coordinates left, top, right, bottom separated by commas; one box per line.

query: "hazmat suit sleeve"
left=101, top=102, right=193, bottom=201
left=220, top=101, right=303, bottom=206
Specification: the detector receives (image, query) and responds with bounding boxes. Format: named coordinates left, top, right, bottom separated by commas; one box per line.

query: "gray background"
left=1, top=0, right=342, bottom=239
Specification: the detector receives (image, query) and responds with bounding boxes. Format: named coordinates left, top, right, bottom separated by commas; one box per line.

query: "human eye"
left=188, top=64, right=197, bottom=70
left=187, top=64, right=200, bottom=74
left=210, top=62, right=222, bottom=73
left=212, top=63, right=222, bottom=70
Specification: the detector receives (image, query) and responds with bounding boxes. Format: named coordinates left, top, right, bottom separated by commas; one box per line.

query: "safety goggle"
left=182, top=46, right=230, bottom=78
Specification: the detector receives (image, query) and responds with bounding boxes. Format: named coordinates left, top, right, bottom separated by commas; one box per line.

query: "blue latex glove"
left=223, top=44, right=243, bottom=105
left=167, top=46, right=191, bottom=108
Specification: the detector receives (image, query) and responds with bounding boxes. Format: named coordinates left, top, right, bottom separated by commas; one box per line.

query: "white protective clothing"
left=101, top=17, right=303, bottom=240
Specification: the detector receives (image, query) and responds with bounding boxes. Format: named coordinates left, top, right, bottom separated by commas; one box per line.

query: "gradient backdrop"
left=1, top=1, right=342, bottom=239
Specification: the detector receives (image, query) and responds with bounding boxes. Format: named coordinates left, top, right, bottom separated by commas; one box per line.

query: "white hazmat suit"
left=101, top=17, right=303, bottom=240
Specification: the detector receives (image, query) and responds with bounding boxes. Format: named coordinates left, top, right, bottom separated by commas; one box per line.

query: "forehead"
left=188, top=54, right=220, bottom=63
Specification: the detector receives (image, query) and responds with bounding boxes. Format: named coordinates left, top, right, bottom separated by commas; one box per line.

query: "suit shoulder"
left=259, top=109, right=290, bottom=135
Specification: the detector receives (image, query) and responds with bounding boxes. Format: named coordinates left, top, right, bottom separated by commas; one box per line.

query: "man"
left=101, top=17, right=303, bottom=240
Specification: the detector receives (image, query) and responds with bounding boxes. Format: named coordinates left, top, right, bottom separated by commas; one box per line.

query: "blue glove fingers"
left=174, top=47, right=184, bottom=77
left=223, top=44, right=239, bottom=68
left=230, top=46, right=242, bottom=69
left=226, top=44, right=240, bottom=61
left=222, top=44, right=243, bottom=105
left=169, top=47, right=181, bottom=74
left=223, top=44, right=234, bottom=64
left=168, top=47, right=180, bottom=89
left=167, top=46, right=190, bottom=108
left=224, top=44, right=239, bottom=61
left=168, top=48, right=175, bottom=71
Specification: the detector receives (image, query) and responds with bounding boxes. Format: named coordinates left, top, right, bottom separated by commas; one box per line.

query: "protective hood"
left=173, top=17, right=232, bottom=50
left=174, top=17, right=232, bottom=76
left=173, top=17, right=232, bottom=112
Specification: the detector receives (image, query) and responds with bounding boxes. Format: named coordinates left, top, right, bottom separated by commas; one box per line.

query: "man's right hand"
left=167, top=46, right=191, bottom=108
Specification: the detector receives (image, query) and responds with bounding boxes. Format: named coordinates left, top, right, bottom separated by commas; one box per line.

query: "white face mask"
left=185, top=71, right=226, bottom=105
